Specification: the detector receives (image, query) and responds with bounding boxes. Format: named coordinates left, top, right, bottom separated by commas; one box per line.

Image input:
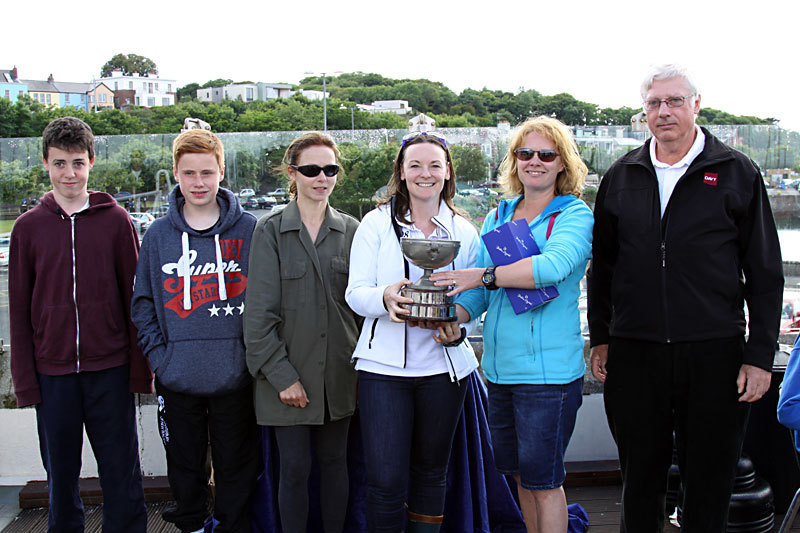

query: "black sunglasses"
left=290, top=164, right=340, bottom=177
left=513, top=148, right=559, bottom=163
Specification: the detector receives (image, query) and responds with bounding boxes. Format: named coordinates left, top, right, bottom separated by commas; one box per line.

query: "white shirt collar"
left=650, top=125, right=705, bottom=169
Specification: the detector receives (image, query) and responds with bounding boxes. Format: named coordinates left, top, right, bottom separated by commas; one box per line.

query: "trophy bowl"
left=400, top=238, right=461, bottom=321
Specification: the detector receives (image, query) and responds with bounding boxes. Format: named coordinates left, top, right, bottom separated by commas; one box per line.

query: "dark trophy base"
left=400, top=286, right=457, bottom=322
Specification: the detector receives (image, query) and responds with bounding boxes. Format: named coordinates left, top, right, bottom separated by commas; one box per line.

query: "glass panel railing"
left=1, top=123, right=799, bottom=385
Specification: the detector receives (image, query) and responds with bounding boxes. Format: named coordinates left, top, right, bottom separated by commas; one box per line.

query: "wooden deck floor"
left=1, top=501, right=181, bottom=533
left=3, top=484, right=799, bottom=532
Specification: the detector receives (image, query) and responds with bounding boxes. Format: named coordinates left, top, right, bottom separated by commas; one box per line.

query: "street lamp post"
left=304, top=71, right=341, bottom=132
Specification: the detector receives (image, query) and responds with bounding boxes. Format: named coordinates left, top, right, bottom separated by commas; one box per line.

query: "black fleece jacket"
left=588, top=128, right=784, bottom=371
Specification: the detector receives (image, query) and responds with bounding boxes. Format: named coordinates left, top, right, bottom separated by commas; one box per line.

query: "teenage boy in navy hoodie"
left=9, top=116, right=152, bottom=531
left=131, top=129, right=259, bottom=533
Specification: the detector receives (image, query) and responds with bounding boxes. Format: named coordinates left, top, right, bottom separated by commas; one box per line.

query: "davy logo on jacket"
left=704, top=172, right=718, bottom=186
left=161, top=239, right=247, bottom=318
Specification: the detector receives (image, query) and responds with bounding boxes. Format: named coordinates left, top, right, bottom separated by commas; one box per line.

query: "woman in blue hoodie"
left=431, top=116, right=593, bottom=533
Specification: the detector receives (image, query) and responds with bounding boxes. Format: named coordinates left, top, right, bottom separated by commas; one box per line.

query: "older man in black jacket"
left=588, top=64, right=784, bottom=532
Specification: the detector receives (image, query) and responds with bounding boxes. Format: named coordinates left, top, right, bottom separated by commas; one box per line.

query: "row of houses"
left=1, top=67, right=176, bottom=111
left=196, top=81, right=412, bottom=115
left=1, top=66, right=414, bottom=116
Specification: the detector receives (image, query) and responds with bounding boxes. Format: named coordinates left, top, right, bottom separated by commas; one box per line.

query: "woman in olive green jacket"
left=244, top=132, right=360, bottom=533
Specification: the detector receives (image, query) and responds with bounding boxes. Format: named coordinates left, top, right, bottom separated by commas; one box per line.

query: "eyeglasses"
left=401, top=131, right=448, bottom=147
left=643, top=95, right=693, bottom=111
left=289, top=164, right=340, bottom=177
left=513, top=148, right=559, bottom=163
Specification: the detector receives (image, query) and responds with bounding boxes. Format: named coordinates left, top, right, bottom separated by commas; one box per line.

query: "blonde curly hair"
left=498, top=116, right=587, bottom=198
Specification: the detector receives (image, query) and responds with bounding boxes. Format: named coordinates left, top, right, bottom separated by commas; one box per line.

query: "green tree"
left=85, top=109, right=143, bottom=135
left=331, top=143, right=395, bottom=218
left=177, top=83, right=200, bottom=102
left=596, top=106, right=641, bottom=126
left=538, top=93, right=599, bottom=125
left=0, top=160, right=48, bottom=203
left=202, top=79, right=233, bottom=88
left=100, top=53, right=158, bottom=77
left=450, top=145, right=490, bottom=184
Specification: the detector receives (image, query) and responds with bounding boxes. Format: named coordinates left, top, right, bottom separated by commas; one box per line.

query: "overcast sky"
left=6, top=0, right=799, bottom=130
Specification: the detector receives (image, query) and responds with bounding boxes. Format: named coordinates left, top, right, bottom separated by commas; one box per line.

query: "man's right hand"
left=590, top=344, right=609, bottom=382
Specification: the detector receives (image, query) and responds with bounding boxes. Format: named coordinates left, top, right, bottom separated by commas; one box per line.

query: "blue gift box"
left=482, top=219, right=559, bottom=314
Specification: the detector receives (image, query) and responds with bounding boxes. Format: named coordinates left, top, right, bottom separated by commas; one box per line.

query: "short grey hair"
left=640, top=64, right=699, bottom=100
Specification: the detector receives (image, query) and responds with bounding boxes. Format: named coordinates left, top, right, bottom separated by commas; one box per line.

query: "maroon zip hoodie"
left=9, top=190, right=153, bottom=407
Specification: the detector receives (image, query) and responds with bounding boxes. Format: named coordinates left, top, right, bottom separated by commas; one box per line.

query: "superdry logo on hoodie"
left=161, top=238, right=247, bottom=318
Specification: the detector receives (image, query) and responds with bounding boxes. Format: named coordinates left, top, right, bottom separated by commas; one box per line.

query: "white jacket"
left=346, top=201, right=480, bottom=380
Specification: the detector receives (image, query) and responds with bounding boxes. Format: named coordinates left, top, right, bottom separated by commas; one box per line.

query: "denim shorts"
left=487, top=378, right=583, bottom=490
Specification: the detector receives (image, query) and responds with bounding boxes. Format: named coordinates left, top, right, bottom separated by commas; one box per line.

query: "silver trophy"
left=400, top=238, right=461, bottom=322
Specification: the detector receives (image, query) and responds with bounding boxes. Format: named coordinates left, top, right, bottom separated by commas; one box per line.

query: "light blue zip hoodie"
left=458, top=194, right=593, bottom=384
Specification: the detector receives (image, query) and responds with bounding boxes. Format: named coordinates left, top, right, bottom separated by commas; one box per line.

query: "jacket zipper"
left=628, top=139, right=735, bottom=344
left=443, top=346, right=458, bottom=383
left=70, top=215, right=81, bottom=371
left=658, top=174, right=675, bottom=343
left=368, top=317, right=378, bottom=349
left=491, top=293, right=503, bottom=378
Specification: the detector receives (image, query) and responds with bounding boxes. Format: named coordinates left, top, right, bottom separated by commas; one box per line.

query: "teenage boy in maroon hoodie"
left=9, top=116, right=152, bottom=532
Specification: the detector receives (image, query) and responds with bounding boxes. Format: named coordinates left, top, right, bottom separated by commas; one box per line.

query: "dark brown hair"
left=42, top=117, right=95, bottom=161
left=379, top=133, right=461, bottom=224
left=281, top=132, right=341, bottom=198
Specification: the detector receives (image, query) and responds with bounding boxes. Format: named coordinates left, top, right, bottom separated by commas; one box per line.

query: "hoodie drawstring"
left=214, top=234, right=227, bottom=301
left=181, top=231, right=228, bottom=311
left=182, top=232, right=191, bottom=310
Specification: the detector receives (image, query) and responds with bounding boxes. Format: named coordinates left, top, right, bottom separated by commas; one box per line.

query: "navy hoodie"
left=132, top=186, right=257, bottom=396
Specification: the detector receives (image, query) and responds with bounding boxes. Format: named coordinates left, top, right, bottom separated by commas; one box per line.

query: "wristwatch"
left=481, top=266, right=498, bottom=290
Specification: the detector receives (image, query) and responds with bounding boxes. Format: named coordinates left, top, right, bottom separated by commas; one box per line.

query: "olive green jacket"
left=244, top=201, right=361, bottom=426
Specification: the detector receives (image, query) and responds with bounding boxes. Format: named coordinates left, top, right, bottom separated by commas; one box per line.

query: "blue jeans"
left=487, top=378, right=583, bottom=490
left=358, top=371, right=467, bottom=532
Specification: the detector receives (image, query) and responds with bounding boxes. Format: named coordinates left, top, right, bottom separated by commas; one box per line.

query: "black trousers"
left=603, top=336, right=750, bottom=533
left=36, top=365, right=147, bottom=533
left=155, top=379, right=259, bottom=533
left=273, top=416, right=352, bottom=533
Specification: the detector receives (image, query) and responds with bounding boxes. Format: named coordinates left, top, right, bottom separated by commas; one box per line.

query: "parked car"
left=0, top=237, right=9, bottom=267
left=243, top=197, right=259, bottom=210
left=239, top=188, right=256, bottom=198
left=781, top=296, right=800, bottom=333
left=267, top=189, right=289, bottom=203
left=256, top=196, right=276, bottom=209
left=148, top=204, right=170, bottom=218
left=129, top=212, right=155, bottom=234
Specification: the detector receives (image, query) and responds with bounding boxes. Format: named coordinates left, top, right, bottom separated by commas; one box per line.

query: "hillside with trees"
left=0, top=71, right=776, bottom=139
